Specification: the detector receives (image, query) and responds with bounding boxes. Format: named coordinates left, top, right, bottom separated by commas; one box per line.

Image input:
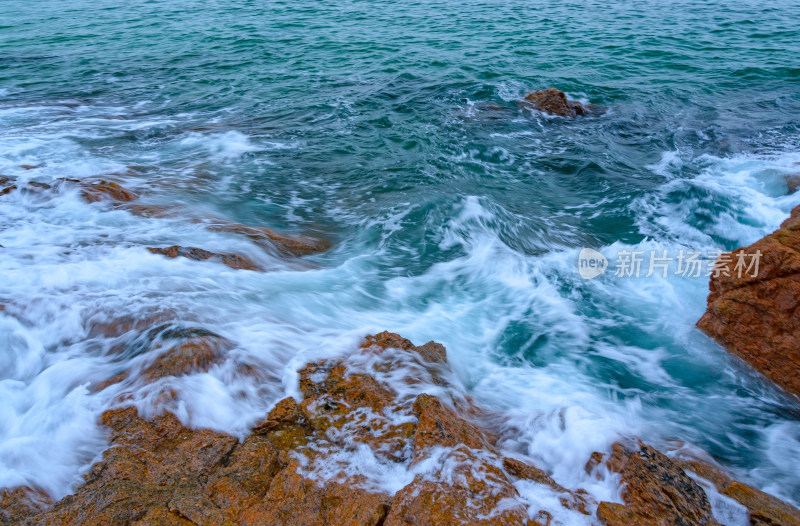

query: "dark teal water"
left=1, top=0, right=799, bottom=512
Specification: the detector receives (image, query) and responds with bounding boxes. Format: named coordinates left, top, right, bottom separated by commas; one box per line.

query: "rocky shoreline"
left=2, top=331, right=799, bottom=525
left=2, top=173, right=800, bottom=525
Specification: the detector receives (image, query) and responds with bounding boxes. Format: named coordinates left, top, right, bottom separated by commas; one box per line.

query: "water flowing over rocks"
left=591, top=441, right=719, bottom=526
left=676, top=460, right=800, bottom=526
left=698, top=203, right=800, bottom=398
left=3, top=332, right=798, bottom=525
left=0, top=175, right=329, bottom=260
left=80, top=180, right=139, bottom=203
left=147, top=246, right=262, bottom=271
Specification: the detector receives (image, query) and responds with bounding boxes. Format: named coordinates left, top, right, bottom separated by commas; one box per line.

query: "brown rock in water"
left=147, top=245, right=262, bottom=271
left=123, top=203, right=174, bottom=218
left=697, top=204, right=800, bottom=397
left=140, top=331, right=231, bottom=381
left=593, top=441, right=718, bottom=526
left=522, top=88, right=587, bottom=117
left=203, top=218, right=330, bottom=257
left=25, top=404, right=391, bottom=526
left=91, top=326, right=233, bottom=392
left=80, top=180, right=138, bottom=203
left=20, top=333, right=798, bottom=526
left=786, top=174, right=800, bottom=193
left=503, top=457, right=594, bottom=515
left=15, top=332, right=600, bottom=526
left=32, top=407, right=262, bottom=525
left=0, top=174, right=329, bottom=259
left=0, top=179, right=52, bottom=197
left=677, top=459, right=800, bottom=526
left=86, top=312, right=176, bottom=339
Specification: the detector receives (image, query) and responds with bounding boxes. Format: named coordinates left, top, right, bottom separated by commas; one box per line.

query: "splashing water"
left=1, top=0, right=799, bottom=514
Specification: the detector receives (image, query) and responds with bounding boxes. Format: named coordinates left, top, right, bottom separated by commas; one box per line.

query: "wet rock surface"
left=677, top=459, right=800, bottom=526
left=0, top=175, right=329, bottom=259
left=592, top=441, right=719, bottom=526
left=80, top=179, right=139, bottom=203
left=698, top=203, right=800, bottom=397
left=90, top=324, right=234, bottom=393
left=3, top=333, right=799, bottom=525
left=201, top=219, right=330, bottom=257
left=147, top=246, right=262, bottom=271
left=0, top=488, right=51, bottom=526
left=521, top=88, right=588, bottom=117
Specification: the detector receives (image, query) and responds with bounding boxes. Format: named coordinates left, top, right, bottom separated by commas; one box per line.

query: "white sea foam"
left=178, top=130, right=261, bottom=160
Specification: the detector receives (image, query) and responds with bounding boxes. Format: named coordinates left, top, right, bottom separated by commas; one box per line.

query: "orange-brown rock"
left=295, top=354, right=416, bottom=462
left=252, top=396, right=312, bottom=450
left=20, top=404, right=396, bottom=526
left=593, top=441, right=718, bottom=526
left=1, top=487, right=52, bottom=525
left=522, top=88, right=587, bottom=117
left=698, top=204, right=800, bottom=397
left=140, top=330, right=231, bottom=381
left=677, top=459, right=800, bottom=526
left=503, top=457, right=593, bottom=515
left=11, top=333, right=599, bottom=526
left=25, top=334, right=798, bottom=526
left=203, top=219, right=329, bottom=257
left=86, top=312, right=176, bottom=339
left=411, top=393, right=490, bottom=453
left=80, top=180, right=138, bottom=203
left=384, top=473, right=528, bottom=526
left=91, top=326, right=232, bottom=392
left=786, top=174, right=800, bottom=193
left=147, top=245, right=262, bottom=271
left=0, top=174, right=329, bottom=260
left=362, top=332, right=447, bottom=364
left=239, top=459, right=391, bottom=526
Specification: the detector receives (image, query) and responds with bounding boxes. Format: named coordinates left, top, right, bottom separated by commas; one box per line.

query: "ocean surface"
left=1, top=0, right=800, bottom=520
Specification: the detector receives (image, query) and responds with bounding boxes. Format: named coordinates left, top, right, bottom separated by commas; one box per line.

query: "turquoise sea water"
left=1, top=0, right=800, bottom=516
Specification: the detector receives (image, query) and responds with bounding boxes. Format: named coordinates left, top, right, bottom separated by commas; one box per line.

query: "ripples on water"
left=1, top=0, right=799, bottom=514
